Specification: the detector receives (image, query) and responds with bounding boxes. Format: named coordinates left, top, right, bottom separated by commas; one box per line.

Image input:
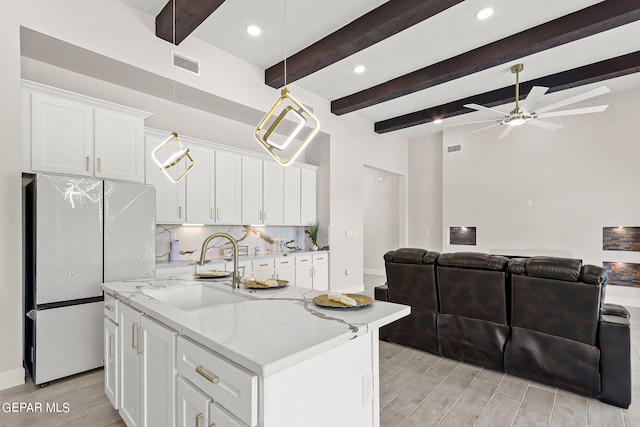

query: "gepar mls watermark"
left=2, top=401, right=70, bottom=413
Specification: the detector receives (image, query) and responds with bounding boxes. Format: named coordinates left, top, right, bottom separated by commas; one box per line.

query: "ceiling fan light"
left=246, top=25, right=261, bottom=36
left=476, top=7, right=494, bottom=20
left=507, top=117, right=526, bottom=126
left=353, top=65, right=366, bottom=74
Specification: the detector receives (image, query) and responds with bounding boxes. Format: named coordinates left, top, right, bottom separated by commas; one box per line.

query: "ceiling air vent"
left=447, top=144, right=461, bottom=153
left=172, top=51, right=200, bottom=76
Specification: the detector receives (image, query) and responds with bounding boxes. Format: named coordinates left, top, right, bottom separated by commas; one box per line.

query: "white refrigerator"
left=24, top=174, right=155, bottom=385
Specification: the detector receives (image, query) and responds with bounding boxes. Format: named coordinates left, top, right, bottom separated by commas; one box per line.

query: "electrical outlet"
left=362, top=372, right=373, bottom=405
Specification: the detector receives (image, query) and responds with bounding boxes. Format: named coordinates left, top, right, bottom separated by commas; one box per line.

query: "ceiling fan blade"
left=444, top=119, right=500, bottom=127
left=464, top=103, right=507, bottom=116
left=498, top=125, right=514, bottom=139
left=536, top=105, right=608, bottom=118
left=457, top=122, right=500, bottom=138
left=521, top=86, right=549, bottom=112
left=535, top=86, right=610, bottom=114
left=527, top=120, right=563, bottom=130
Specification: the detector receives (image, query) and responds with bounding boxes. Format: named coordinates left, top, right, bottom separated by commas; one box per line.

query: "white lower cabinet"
left=177, top=377, right=210, bottom=427
left=294, top=253, right=329, bottom=290
left=252, top=259, right=275, bottom=281
left=274, top=257, right=295, bottom=286
left=118, top=303, right=177, bottom=427
left=104, top=317, right=118, bottom=409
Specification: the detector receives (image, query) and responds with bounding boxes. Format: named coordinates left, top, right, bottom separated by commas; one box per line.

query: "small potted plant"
left=306, top=223, right=319, bottom=251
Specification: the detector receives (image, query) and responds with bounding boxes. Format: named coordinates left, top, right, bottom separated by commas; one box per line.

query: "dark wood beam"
left=264, top=0, right=464, bottom=88
left=374, top=51, right=640, bottom=133
left=334, top=0, right=640, bottom=115
left=156, top=0, right=227, bottom=45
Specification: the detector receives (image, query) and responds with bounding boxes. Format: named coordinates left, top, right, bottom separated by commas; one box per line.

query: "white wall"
left=363, top=166, right=401, bottom=274
left=442, top=86, right=640, bottom=300
left=0, top=0, right=408, bottom=387
left=408, top=133, right=443, bottom=252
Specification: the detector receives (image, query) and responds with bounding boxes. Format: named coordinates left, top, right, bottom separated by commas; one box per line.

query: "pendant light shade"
left=255, top=88, right=320, bottom=166
left=151, top=132, right=194, bottom=183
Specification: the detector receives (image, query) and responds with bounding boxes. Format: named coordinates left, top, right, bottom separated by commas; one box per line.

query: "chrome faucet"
left=198, top=232, right=239, bottom=290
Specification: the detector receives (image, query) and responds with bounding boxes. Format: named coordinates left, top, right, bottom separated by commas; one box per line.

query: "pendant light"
left=151, top=0, right=195, bottom=183
left=254, top=0, right=320, bottom=166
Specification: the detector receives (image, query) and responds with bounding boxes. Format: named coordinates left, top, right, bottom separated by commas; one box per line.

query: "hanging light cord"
left=284, top=0, right=287, bottom=88
left=172, top=0, right=177, bottom=131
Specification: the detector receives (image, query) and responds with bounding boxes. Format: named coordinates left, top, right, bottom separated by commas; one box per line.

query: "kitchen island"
left=101, top=277, right=409, bottom=427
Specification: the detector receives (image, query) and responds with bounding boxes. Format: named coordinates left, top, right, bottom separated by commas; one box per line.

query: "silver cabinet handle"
left=97, top=158, right=102, bottom=172
left=216, top=208, right=221, bottom=219
left=109, top=335, right=115, bottom=358
left=131, top=322, right=137, bottom=349
left=85, top=156, right=90, bottom=171
left=211, top=208, right=214, bottom=219
left=178, top=206, right=183, bottom=218
left=281, top=261, right=289, bottom=264
left=104, top=304, right=114, bottom=311
left=196, top=413, right=203, bottom=427
left=196, top=365, right=220, bottom=383
left=137, top=327, right=143, bottom=355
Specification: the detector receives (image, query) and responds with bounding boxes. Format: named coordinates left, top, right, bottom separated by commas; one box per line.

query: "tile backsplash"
left=156, top=224, right=328, bottom=262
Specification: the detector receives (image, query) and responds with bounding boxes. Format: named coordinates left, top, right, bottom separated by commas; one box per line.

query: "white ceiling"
left=120, top=0, right=640, bottom=139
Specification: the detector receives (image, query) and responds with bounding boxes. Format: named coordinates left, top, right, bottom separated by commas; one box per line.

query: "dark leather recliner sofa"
left=375, top=249, right=632, bottom=408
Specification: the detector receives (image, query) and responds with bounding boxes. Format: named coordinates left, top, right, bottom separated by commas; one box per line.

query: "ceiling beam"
left=374, top=51, right=640, bottom=133
left=264, top=0, right=464, bottom=88
left=156, top=0, right=227, bottom=45
left=333, top=0, right=640, bottom=115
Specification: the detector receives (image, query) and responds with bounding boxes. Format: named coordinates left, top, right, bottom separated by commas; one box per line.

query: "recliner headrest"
left=582, top=264, right=607, bottom=285
left=384, top=248, right=439, bottom=265
left=510, top=256, right=582, bottom=282
left=438, top=252, right=508, bottom=271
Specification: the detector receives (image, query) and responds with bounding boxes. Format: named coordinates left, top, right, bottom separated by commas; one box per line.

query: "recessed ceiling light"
left=476, top=7, right=494, bottom=20
left=246, top=25, right=261, bottom=36
left=353, top=65, right=366, bottom=74
left=434, top=119, right=443, bottom=124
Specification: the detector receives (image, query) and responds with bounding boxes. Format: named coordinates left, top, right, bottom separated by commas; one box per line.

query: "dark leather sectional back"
left=375, top=250, right=632, bottom=409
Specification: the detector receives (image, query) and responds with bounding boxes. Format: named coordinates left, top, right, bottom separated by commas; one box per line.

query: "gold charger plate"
left=313, top=294, right=373, bottom=309
left=243, top=279, right=289, bottom=289
left=193, top=271, right=231, bottom=279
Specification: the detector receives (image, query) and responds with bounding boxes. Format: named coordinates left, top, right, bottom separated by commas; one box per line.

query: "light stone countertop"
left=156, top=250, right=329, bottom=269
left=101, top=276, right=408, bottom=377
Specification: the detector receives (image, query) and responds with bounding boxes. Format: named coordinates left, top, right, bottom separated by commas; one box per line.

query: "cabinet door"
left=185, top=145, right=214, bottom=224
left=215, top=151, right=242, bottom=224
left=94, top=108, right=145, bottom=182
left=119, top=304, right=142, bottom=427
left=145, top=133, right=186, bottom=224
left=177, top=377, right=210, bottom=427
left=241, top=157, right=263, bottom=224
left=312, top=263, right=329, bottom=291
left=275, top=267, right=296, bottom=286
left=300, top=168, right=317, bottom=225
left=262, top=162, right=284, bottom=225
left=283, top=167, right=301, bottom=225
left=30, top=92, right=94, bottom=176
left=141, top=316, right=177, bottom=427
left=104, top=317, right=118, bottom=410
left=295, top=265, right=313, bottom=289
left=209, top=401, right=246, bottom=427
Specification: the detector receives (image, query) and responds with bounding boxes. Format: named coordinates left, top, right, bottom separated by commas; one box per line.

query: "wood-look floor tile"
left=441, top=364, right=479, bottom=393
left=452, top=379, right=497, bottom=415
left=555, top=389, right=587, bottom=411
left=380, top=396, right=419, bottom=426
left=475, top=395, right=520, bottom=427
left=388, top=360, right=433, bottom=386
left=517, top=386, right=556, bottom=424
left=400, top=383, right=461, bottom=426
left=415, top=351, right=441, bottom=365
left=495, top=374, right=529, bottom=402
left=528, top=380, right=557, bottom=393
left=396, top=372, right=445, bottom=405
left=587, top=398, right=625, bottom=427
left=512, top=415, right=547, bottom=427
left=426, top=358, right=460, bottom=379
left=436, top=406, right=478, bottom=427
left=550, top=404, right=587, bottom=427
left=475, top=367, right=505, bottom=385
left=380, top=379, right=412, bottom=409
left=84, top=399, right=122, bottom=426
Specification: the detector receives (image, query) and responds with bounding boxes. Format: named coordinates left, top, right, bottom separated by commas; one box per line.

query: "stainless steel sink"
left=143, top=283, right=249, bottom=311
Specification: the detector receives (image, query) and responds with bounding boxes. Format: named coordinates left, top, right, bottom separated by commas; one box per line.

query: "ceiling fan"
left=456, top=63, right=610, bottom=139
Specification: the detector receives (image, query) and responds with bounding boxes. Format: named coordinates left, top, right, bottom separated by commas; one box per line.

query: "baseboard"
left=0, top=366, right=25, bottom=391
left=364, top=269, right=385, bottom=276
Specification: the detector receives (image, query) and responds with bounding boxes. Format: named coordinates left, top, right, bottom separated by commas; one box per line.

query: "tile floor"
left=1, top=275, right=636, bottom=427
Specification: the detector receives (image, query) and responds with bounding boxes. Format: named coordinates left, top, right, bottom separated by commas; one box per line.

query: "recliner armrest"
left=599, top=303, right=631, bottom=408
left=375, top=284, right=389, bottom=302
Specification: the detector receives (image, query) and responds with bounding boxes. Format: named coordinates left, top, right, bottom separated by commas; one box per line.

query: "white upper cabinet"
left=241, top=156, right=264, bottom=224
left=145, top=131, right=185, bottom=224
left=215, top=150, right=242, bottom=224
left=300, top=167, right=317, bottom=226
left=283, top=167, right=301, bottom=225
left=185, top=144, right=214, bottom=224
left=30, top=92, right=94, bottom=177
left=23, top=81, right=151, bottom=183
left=94, top=108, right=145, bottom=182
left=262, top=162, right=284, bottom=225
